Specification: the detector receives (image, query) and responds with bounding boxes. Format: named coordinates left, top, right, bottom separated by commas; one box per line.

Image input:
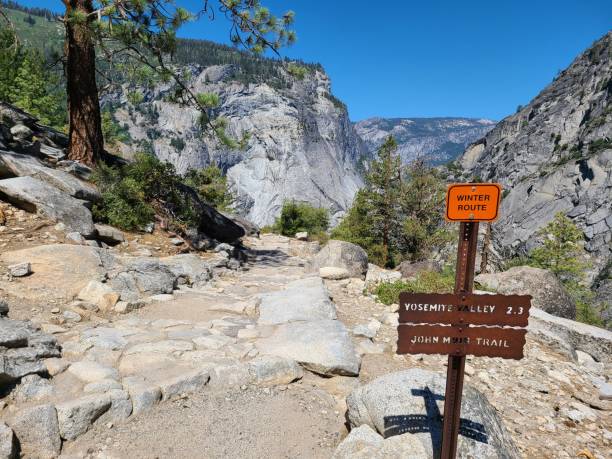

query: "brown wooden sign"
left=397, top=324, right=527, bottom=360
left=399, top=292, right=532, bottom=327
left=446, top=183, right=502, bottom=222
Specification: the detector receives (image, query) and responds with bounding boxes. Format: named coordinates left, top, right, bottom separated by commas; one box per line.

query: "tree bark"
left=65, top=0, right=103, bottom=166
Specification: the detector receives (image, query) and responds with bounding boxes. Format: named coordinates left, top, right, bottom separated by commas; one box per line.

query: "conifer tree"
left=60, top=0, right=296, bottom=166
left=10, top=49, right=63, bottom=128
left=333, top=137, right=450, bottom=267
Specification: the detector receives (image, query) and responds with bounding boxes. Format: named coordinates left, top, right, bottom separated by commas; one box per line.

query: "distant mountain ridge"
left=354, top=117, right=495, bottom=165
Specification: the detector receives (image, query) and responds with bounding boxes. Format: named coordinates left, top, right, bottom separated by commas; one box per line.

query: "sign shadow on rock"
left=383, top=387, right=488, bottom=458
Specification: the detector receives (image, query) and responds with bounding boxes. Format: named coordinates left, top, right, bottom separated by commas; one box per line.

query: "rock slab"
left=257, top=277, right=337, bottom=325
left=256, top=319, right=360, bottom=376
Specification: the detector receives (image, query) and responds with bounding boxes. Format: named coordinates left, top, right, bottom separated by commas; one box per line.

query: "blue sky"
left=17, top=1, right=612, bottom=121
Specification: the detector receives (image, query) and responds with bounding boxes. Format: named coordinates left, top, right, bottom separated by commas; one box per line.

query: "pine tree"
left=529, top=212, right=587, bottom=281
left=400, top=159, right=450, bottom=261
left=0, top=27, right=23, bottom=103
left=333, top=137, right=450, bottom=267
left=9, top=50, right=63, bottom=128
left=60, top=0, right=296, bottom=166
left=364, top=136, right=403, bottom=266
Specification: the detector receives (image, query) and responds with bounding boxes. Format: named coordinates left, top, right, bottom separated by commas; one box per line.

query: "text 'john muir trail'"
left=409, top=335, right=511, bottom=348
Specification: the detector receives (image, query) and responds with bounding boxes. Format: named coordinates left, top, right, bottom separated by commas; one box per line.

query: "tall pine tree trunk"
left=65, top=0, right=103, bottom=166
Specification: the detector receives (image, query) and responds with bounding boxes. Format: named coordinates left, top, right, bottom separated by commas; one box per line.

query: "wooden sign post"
left=396, top=183, right=531, bottom=459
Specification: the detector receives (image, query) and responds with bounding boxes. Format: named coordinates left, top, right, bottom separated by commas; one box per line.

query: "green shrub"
left=184, top=165, right=234, bottom=211
left=273, top=201, right=329, bottom=237
left=91, top=161, right=155, bottom=230
left=92, top=154, right=232, bottom=231
left=374, top=267, right=455, bottom=305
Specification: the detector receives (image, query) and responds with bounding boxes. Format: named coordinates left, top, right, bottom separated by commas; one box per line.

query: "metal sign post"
left=441, top=220, right=478, bottom=459
left=396, top=183, right=531, bottom=459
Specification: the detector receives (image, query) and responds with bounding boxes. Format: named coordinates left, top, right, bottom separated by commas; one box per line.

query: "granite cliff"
left=458, top=32, right=611, bottom=286
left=105, top=64, right=365, bottom=227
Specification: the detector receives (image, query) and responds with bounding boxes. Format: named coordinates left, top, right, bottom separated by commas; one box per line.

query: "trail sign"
left=395, top=187, right=529, bottom=459
left=445, top=183, right=502, bottom=222
left=399, top=292, right=532, bottom=327
left=397, top=324, right=527, bottom=360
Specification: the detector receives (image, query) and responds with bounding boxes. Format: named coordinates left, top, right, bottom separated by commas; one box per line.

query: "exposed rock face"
left=355, top=117, right=495, bottom=164
left=458, top=32, right=612, bottom=283
left=346, top=369, right=520, bottom=458
left=475, top=266, right=576, bottom=319
left=106, top=65, right=365, bottom=226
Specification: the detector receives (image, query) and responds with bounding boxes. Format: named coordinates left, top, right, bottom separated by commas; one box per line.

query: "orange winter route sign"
left=445, top=183, right=502, bottom=222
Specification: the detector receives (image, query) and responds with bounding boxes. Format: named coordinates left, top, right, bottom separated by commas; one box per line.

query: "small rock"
left=599, top=382, right=612, bottom=401
left=319, top=266, right=350, bottom=280
left=114, top=300, right=145, bottom=314
left=381, top=312, right=399, bottom=326
left=247, top=355, right=304, bottom=386
left=122, top=376, right=162, bottom=415
left=9, top=404, right=61, bottom=458
left=98, top=292, right=120, bottom=312
left=214, top=243, right=234, bottom=254
left=353, top=319, right=381, bottom=339
left=50, top=308, right=60, bottom=314
left=8, top=262, right=31, bottom=277
left=94, top=224, right=124, bottom=244
left=78, top=280, right=113, bottom=305
left=158, top=370, right=210, bottom=400
left=56, top=394, right=112, bottom=440
left=9, top=124, right=33, bottom=140
left=66, top=232, right=85, bottom=244
left=170, top=238, right=184, bottom=246
left=44, top=358, right=70, bottom=376
left=62, top=310, right=82, bottom=323
left=40, top=323, right=66, bottom=334
left=295, top=232, right=308, bottom=240
left=13, top=374, right=55, bottom=402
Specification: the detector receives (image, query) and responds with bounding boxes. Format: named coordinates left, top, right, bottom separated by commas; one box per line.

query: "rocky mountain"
left=458, top=32, right=612, bottom=284
left=106, top=64, right=365, bottom=227
left=354, top=117, right=495, bottom=164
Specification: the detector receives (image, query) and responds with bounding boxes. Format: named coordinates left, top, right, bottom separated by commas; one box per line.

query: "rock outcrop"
left=105, top=64, right=365, bottom=226
left=457, top=32, right=612, bottom=285
left=355, top=117, right=495, bottom=164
